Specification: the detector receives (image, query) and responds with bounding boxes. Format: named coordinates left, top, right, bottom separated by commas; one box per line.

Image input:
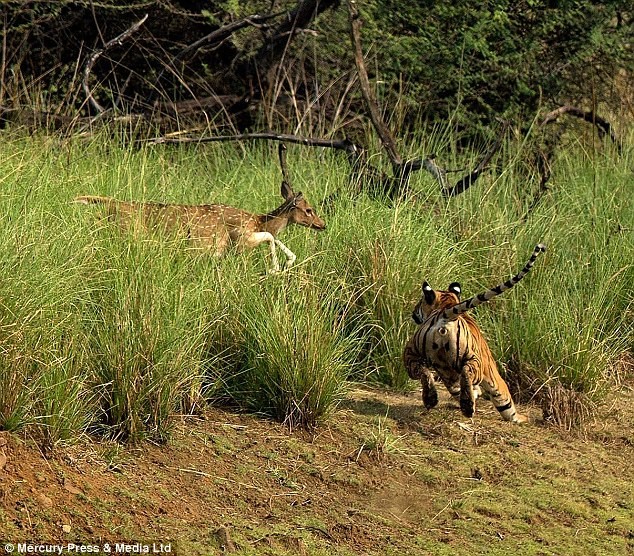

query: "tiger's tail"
left=442, top=243, right=547, bottom=320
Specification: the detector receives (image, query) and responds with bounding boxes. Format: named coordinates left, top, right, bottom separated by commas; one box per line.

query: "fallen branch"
left=144, top=130, right=359, bottom=154
left=442, top=120, right=509, bottom=197
left=83, top=14, right=149, bottom=115
left=144, top=127, right=500, bottom=201
left=151, top=95, right=250, bottom=120
left=421, top=157, right=449, bottom=191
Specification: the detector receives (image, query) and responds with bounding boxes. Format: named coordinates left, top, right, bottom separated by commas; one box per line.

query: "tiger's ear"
left=448, top=282, right=462, bottom=299
left=422, top=281, right=435, bottom=304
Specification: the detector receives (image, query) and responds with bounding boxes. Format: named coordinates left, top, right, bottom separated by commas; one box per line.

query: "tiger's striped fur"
left=403, top=244, right=547, bottom=423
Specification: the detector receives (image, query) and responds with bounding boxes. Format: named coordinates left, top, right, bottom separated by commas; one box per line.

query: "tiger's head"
left=412, top=281, right=462, bottom=324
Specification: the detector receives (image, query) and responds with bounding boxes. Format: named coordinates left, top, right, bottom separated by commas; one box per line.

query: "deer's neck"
left=259, top=212, right=291, bottom=237
left=258, top=200, right=296, bottom=236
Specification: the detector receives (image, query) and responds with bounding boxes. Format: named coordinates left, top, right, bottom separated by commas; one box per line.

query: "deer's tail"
left=73, top=195, right=116, bottom=206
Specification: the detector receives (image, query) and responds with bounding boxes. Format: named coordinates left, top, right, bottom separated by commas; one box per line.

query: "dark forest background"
left=1, top=0, right=631, bottom=139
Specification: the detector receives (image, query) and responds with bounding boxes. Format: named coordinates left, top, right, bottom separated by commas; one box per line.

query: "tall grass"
left=227, top=269, right=364, bottom=429
left=0, top=126, right=631, bottom=444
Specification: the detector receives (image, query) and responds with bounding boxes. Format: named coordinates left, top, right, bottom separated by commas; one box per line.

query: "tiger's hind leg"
left=481, top=377, right=527, bottom=423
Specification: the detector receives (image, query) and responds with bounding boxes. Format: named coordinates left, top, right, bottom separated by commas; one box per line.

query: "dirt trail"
left=1, top=385, right=633, bottom=555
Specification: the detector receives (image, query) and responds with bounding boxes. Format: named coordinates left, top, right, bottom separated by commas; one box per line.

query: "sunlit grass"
left=0, top=128, right=631, bottom=443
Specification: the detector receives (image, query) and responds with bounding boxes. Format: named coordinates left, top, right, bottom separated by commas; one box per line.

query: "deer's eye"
left=305, top=208, right=313, bottom=215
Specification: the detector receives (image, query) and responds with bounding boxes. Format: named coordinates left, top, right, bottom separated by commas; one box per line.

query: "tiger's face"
left=412, top=281, right=462, bottom=324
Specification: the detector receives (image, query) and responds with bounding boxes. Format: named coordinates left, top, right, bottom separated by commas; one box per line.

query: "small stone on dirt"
left=63, top=478, right=83, bottom=496
left=35, top=492, right=53, bottom=509
left=214, top=526, right=236, bottom=552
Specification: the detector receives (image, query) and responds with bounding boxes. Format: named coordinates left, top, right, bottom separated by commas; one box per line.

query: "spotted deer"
left=74, top=144, right=326, bottom=272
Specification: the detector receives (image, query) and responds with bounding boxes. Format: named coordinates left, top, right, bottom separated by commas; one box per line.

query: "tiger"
left=403, top=244, right=547, bottom=423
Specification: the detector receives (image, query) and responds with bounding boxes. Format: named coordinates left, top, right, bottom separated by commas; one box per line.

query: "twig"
left=167, top=466, right=213, bottom=477
left=83, top=13, right=149, bottom=114
left=164, top=466, right=263, bottom=491
left=298, top=525, right=335, bottom=541
left=278, top=142, right=290, bottom=184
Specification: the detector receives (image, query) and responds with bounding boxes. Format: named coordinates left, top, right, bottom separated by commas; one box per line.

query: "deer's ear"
left=281, top=180, right=295, bottom=201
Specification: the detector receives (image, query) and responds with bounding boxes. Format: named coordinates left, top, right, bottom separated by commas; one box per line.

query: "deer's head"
left=280, top=181, right=326, bottom=231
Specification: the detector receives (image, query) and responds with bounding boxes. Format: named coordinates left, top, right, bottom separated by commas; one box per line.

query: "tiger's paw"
left=460, top=397, right=475, bottom=418
left=513, top=414, right=528, bottom=424
left=423, top=388, right=439, bottom=409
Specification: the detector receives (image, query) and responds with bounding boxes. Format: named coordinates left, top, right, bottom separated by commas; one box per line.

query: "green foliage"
left=309, top=0, right=633, bottom=133
left=83, top=238, right=217, bottom=442
left=230, top=271, right=362, bottom=429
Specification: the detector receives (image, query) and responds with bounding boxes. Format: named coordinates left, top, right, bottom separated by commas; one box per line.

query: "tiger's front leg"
left=435, top=370, right=461, bottom=400
left=459, top=361, right=480, bottom=418
left=419, top=367, right=439, bottom=410
left=405, top=360, right=439, bottom=409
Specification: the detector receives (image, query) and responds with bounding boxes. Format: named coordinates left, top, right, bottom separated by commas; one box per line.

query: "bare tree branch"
left=442, top=120, right=509, bottom=197
left=177, top=13, right=283, bottom=63
left=150, top=12, right=284, bottom=97
left=541, top=105, right=621, bottom=150
left=421, top=157, right=449, bottom=190
left=143, top=130, right=359, bottom=153
left=83, top=13, right=148, bottom=114
left=253, top=0, right=340, bottom=73
left=347, top=0, right=401, bottom=169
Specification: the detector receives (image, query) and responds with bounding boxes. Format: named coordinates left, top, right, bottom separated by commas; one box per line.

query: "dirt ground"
left=1, top=382, right=633, bottom=556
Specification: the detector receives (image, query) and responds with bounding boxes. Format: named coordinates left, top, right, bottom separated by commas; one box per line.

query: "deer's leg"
left=274, top=239, right=297, bottom=269
left=244, top=231, right=280, bottom=272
